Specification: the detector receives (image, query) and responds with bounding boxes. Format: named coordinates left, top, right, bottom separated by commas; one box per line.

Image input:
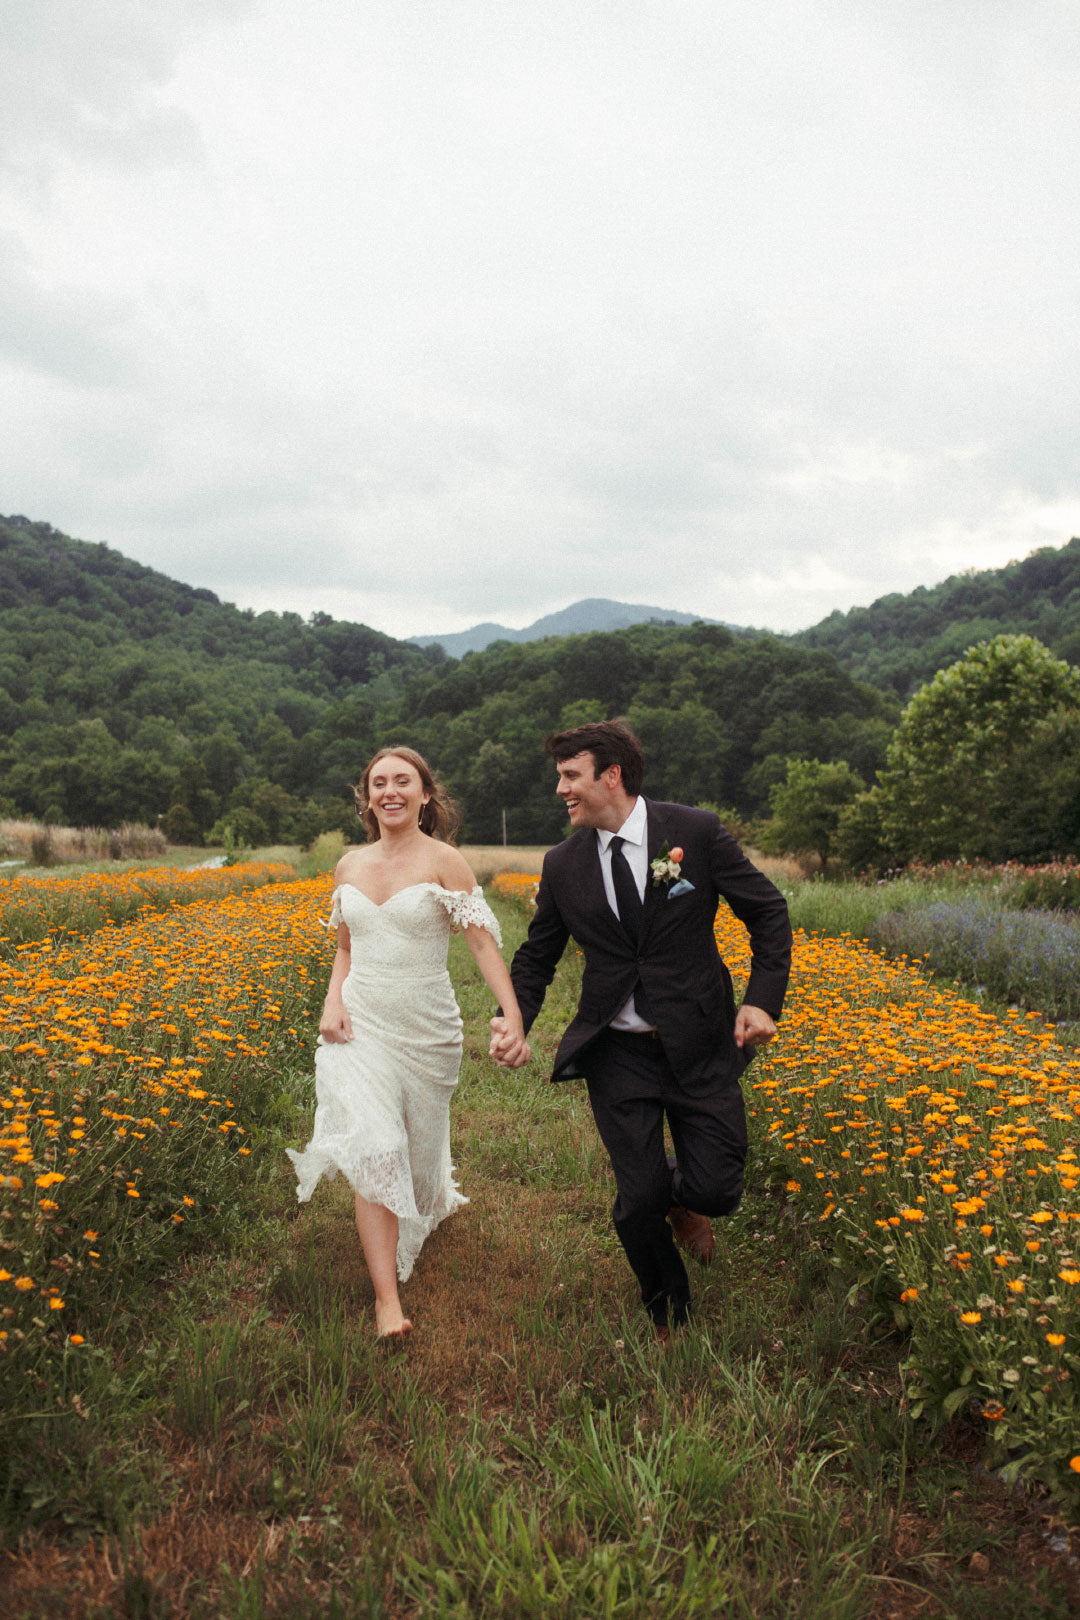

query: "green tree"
left=464, top=740, right=515, bottom=842
left=162, top=801, right=201, bottom=845
left=834, top=787, right=890, bottom=874
left=767, top=757, right=865, bottom=867
left=876, top=634, right=1080, bottom=862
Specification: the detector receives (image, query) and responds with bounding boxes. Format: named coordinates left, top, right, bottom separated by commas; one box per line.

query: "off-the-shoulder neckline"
left=332, top=880, right=482, bottom=910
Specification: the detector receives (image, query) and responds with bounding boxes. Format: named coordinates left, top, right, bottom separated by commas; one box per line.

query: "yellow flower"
left=69, top=1334, right=85, bottom=1345
left=1046, top=1333, right=1066, bottom=1348
left=961, top=1311, right=982, bottom=1324
left=900, top=1287, right=918, bottom=1303
left=13, top=1276, right=33, bottom=1291
left=1030, top=1211, right=1054, bottom=1225
left=900, top=1208, right=924, bottom=1222
left=1071, top=1457, right=1080, bottom=1475
left=49, top=1297, right=65, bottom=1310
left=1059, top=1270, right=1080, bottom=1286
left=1006, top=1280, right=1025, bottom=1294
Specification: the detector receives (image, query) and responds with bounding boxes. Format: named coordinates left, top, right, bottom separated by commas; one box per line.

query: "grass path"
left=3, top=897, right=1078, bottom=1617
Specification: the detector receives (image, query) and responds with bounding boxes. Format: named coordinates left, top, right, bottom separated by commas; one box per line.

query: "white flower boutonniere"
left=650, top=842, right=684, bottom=888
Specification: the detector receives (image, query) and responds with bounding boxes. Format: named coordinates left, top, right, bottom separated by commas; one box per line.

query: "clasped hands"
left=489, top=1016, right=531, bottom=1068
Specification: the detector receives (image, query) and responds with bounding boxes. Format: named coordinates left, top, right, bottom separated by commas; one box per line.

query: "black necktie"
left=610, top=836, right=655, bottom=1024
left=609, top=835, right=643, bottom=941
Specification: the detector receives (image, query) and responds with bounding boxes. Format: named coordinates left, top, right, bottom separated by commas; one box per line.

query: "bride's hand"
left=320, top=1001, right=353, bottom=1043
left=489, top=1016, right=530, bottom=1068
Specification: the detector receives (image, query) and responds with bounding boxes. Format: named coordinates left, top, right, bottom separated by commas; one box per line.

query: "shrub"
left=29, top=828, right=54, bottom=867
left=868, top=898, right=1080, bottom=1023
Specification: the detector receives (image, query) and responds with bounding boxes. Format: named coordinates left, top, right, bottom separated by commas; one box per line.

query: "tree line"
left=0, top=516, right=894, bottom=846
left=2, top=515, right=1078, bottom=864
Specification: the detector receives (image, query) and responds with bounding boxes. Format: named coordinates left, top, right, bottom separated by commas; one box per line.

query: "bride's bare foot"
left=375, top=1300, right=413, bottom=1339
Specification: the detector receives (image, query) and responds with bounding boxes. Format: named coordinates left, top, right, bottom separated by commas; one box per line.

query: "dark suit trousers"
left=581, top=1028, right=748, bottom=1327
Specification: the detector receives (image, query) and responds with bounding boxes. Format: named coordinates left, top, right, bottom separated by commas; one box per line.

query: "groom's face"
left=555, top=751, right=620, bottom=828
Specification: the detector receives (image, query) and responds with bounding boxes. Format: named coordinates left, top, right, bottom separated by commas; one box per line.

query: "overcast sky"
left=3, top=1, right=1080, bottom=639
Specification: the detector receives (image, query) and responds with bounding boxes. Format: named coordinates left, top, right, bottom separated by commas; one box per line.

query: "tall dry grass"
left=0, top=818, right=167, bottom=867
left=457, top=843, right=554, bottom=883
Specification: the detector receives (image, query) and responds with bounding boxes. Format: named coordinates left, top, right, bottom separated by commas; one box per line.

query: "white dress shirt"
left=596, top=796, right=655, bottom=1032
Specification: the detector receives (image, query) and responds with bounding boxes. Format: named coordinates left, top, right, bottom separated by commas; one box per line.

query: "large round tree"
left=877, top=634, right=1080, bottom=862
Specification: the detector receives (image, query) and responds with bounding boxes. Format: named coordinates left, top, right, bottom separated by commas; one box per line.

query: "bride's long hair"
left=354, top=746, right=460, bottom=844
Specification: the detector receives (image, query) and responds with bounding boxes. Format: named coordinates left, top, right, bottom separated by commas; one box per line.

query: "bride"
left=287, top=746, right=530, bottom=1338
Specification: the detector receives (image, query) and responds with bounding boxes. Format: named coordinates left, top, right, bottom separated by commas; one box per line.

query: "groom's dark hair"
left=544, top=720, right=645, bottom=796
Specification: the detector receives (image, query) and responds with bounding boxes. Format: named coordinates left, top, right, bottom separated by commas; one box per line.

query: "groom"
left=491, top=721, right=792, bottom=1338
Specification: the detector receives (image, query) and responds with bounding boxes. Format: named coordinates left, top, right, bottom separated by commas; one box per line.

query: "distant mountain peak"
left=409, top=597, right=730, bottom=658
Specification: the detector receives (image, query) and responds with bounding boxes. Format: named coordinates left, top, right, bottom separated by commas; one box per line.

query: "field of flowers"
left=0, top=873, right=335, bottom=1388
left=727, top=910, right=1080, bottom=1496
left=7, top=855, right=1080, bottom=1496
left=488, top=870, right=540, bottom=907
left=0, top=860, right=295, bottom=952
left=492, top=868, right=1080, bottom=1498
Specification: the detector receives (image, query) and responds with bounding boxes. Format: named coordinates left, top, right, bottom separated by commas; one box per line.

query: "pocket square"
left=667, top=879, right=695, bottom=899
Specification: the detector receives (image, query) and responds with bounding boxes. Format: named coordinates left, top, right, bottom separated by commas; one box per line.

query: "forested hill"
left=790, top=538, right=1080, bottom=697
left=0, top=514, right=895, bottom=842
left=0, top=514, right=436, bottom=687
left=375, top=623, right=896, bottom=842
left=0, top=514, right=439, bottom=833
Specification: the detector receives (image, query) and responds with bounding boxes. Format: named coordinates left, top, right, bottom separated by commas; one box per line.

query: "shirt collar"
left=596, top=795, right=647, bottom=852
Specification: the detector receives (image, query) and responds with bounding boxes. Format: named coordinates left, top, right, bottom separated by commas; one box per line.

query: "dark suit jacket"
left=509, top=799, right=792, bottom=1084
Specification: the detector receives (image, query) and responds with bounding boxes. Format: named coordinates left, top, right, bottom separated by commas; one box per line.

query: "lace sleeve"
left=432, top=885, right=502, bottom=948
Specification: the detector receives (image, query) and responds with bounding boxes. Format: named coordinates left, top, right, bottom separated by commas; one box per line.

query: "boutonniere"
left=650, top=842, right=684, bottom=887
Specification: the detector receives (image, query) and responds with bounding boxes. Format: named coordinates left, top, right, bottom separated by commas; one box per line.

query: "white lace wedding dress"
left=287, top=882, right=501, bottom=1281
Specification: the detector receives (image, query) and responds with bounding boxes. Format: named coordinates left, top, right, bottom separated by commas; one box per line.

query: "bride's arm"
left=319, top=922, right=354, bottom=1043
left=435, top=847, right=530, bottom=1067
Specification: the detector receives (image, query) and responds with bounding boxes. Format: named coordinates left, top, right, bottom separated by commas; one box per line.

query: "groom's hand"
left=734, top=1004, right=776, bottom=1049
left=489, top=1015, right=531, bottom=1068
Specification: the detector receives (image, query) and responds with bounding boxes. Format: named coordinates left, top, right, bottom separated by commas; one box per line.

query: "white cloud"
left=2, top=0, right=1079, bottom=641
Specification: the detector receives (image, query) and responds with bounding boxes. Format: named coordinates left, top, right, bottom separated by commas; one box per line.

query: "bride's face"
left=368, top=755, right=430, bottom=834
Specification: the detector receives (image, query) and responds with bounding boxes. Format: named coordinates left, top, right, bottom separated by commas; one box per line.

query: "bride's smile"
left=368, top=757, right=430, bottom=832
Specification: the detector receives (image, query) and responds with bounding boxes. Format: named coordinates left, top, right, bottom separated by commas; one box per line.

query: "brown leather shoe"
left=668, top=1205, right=715, bottom=1265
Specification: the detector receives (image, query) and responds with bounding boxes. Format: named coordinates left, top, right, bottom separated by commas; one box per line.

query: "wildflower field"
left=0, top=868, right=332, bottom=1387
left=4, top=866, right=1080, bottom=1615
left=492, top=870, right=1080, bottom=1499
left=0, top=860, right=295, bottom=952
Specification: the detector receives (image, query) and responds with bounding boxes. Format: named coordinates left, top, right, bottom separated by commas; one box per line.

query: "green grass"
left=0, top=846, right=210, bottom=882
left=780, top=877, right=962, bottom=942
left=3, top=896, right=1078, bottom=1616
